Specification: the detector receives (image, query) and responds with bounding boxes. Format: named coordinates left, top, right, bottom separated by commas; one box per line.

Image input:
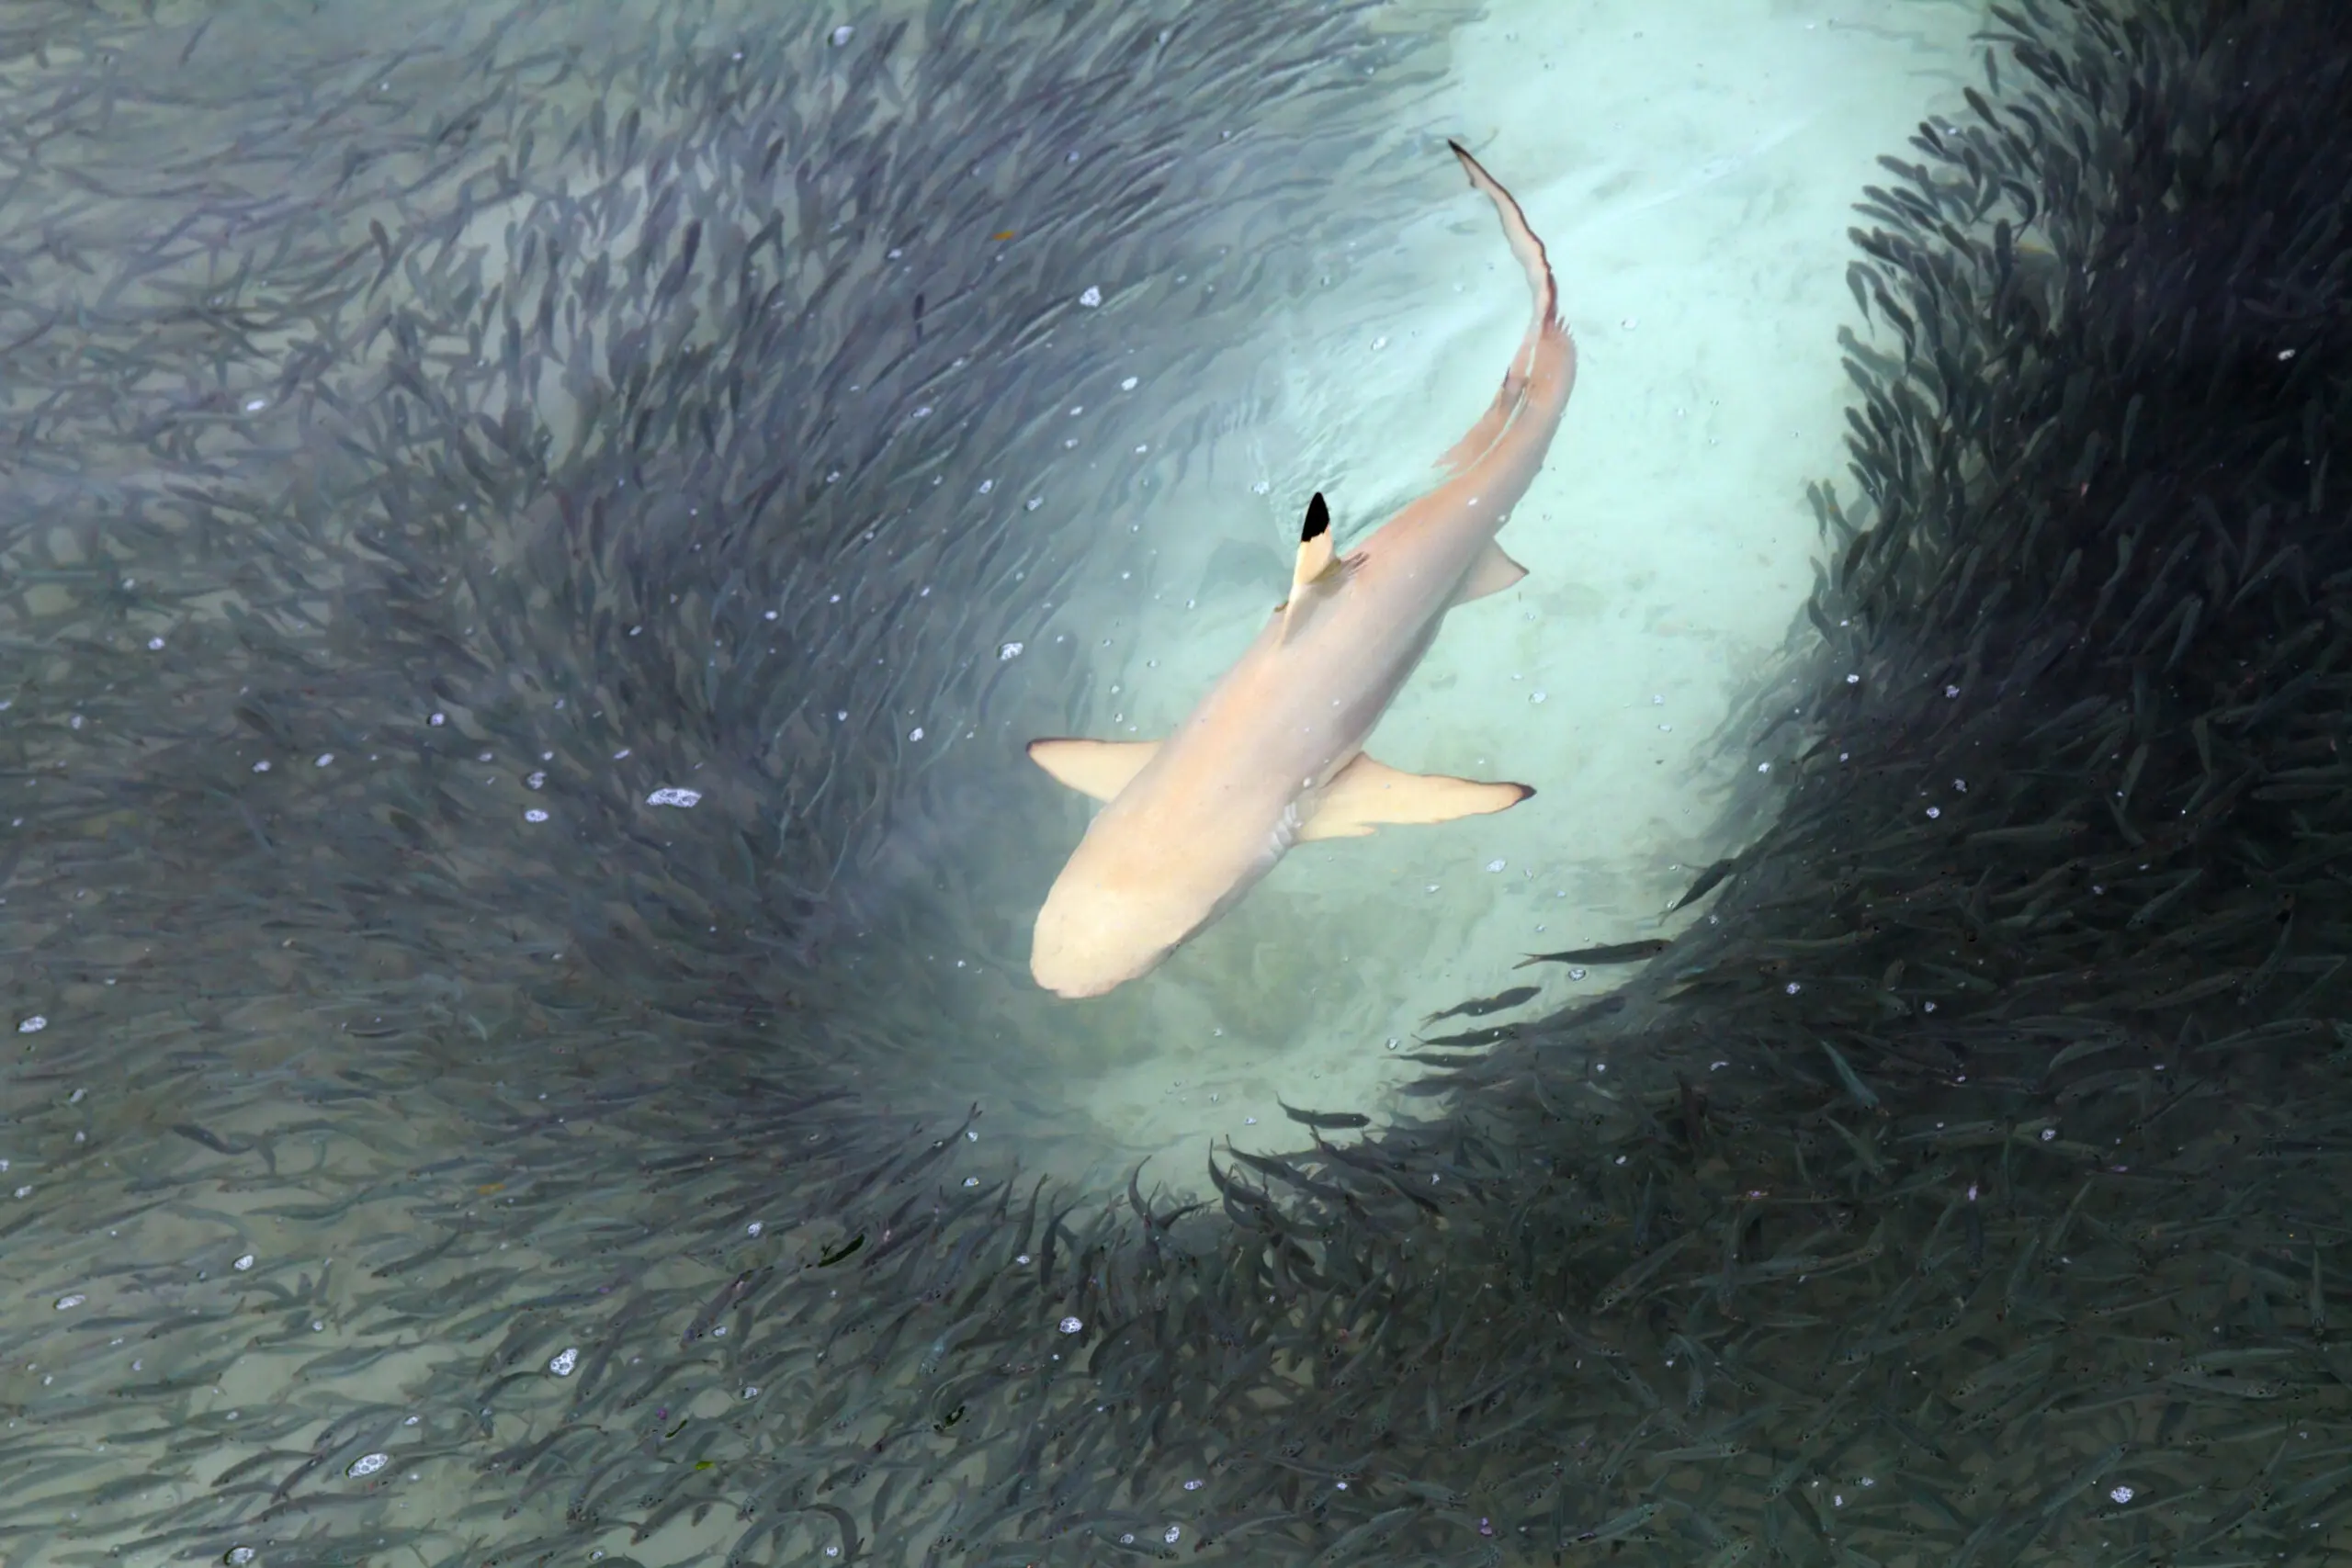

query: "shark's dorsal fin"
left=1297, top=752, right=1533, bottom=841
left=1454, top=541, right=1529, bottom=604
left=1027, top=738, right=1160, bottom=802
left=1279, top=492, right=1339, bottom=641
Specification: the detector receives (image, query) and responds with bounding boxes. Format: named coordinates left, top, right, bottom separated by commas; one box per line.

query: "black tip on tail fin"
left=1301, top=492, right=1329, bottom=544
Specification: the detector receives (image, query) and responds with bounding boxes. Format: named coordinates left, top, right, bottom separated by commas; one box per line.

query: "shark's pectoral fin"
left=1298, top=752, right=1533, bottom=841
left=1453, top=540, right=1530, bottom=604
left=1027, top=738, right=1160, bottom=802
left=1280, top=492, right=1341, bottom=640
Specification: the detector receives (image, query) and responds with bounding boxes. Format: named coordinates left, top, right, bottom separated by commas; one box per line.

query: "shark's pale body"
left=1028, top=142, right=1577, bottom=998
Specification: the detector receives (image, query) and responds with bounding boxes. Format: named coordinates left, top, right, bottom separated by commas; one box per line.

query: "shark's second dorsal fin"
left=1027, top=738, right=1160, bottom=802
left=1297, top=752, right=1533, bottom=840
left=1434, top=367, right=1532, bottom=478
left=1279, top=492, right=1339, bottom=641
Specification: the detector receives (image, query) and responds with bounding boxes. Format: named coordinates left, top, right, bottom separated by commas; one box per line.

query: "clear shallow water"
left=8, top=0, right=2352, bottom=1564
left=808, top=0, right=1994, bottom=1167
left=1024, top=0, right=1993, bottom=1157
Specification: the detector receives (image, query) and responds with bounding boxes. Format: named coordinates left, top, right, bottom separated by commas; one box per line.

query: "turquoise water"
left=6, top=1, right=2352, bottom=1564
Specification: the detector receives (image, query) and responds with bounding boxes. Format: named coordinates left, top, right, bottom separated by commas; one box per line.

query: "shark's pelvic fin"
left=1027, top=738, right=1160, bottom=802
left=1454, top=541, right=1530, bottom=604
left=1280, top=492, right=1339, bottom=641
left=1297, top=752, right=1534, bottom=841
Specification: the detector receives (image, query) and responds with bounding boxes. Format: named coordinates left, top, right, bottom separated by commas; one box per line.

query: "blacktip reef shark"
left=1027, top=141, right=1577, bottom=998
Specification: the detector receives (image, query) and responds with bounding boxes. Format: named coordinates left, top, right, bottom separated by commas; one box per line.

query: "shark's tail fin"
left=1436, top=141, right=1571, bottom=479
left=1448, top=139, right=1560, bottom=333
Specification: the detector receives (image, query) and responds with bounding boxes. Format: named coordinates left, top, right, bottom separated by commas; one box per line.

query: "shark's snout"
left=1029, top=875, right=1182, bottom=998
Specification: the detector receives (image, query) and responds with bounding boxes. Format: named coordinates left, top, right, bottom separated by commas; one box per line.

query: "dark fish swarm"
left=0, top=0, right=1477, bottom=1562
left=6, top=0, right=2352, bottom=1564
left=1377, top=0, right=2352, bottom=1562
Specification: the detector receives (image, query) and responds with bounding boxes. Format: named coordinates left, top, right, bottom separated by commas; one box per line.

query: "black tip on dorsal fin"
left=1301, top=491, right=1329, bottom=545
